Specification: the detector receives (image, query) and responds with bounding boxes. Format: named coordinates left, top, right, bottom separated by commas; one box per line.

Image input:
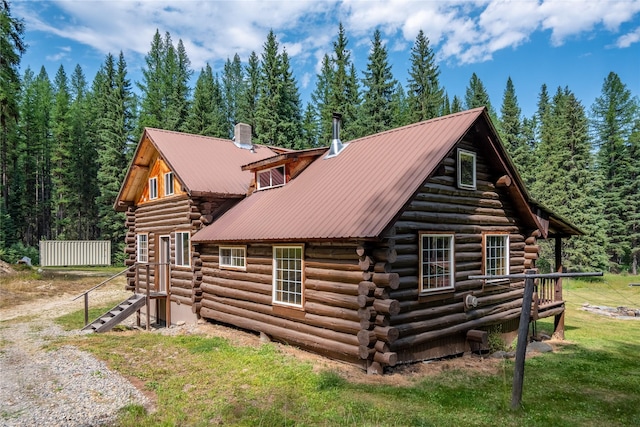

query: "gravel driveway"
left=0, top=290, right=150, bottom=427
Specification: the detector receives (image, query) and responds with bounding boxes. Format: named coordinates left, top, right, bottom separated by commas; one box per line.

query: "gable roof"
left=194, top=107, right=536, bottom=243
left=115, top=128, right=276, bottom=210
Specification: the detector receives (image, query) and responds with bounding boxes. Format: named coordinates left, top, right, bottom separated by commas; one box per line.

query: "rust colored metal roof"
left=116, top=128, right=276, bottom=207
left=193, top=108, right=487, bottom=242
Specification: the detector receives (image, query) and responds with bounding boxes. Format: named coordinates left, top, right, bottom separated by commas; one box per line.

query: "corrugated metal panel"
left=39, top=241, right=111, bottom=266
left=148, top=129, right=275, bottom=195
left=193, top=108, right=485, bottom=243
left=116, top=129, right=277, bottom=207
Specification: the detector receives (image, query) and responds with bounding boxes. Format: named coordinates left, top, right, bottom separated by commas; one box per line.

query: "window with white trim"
left=484, top=233, right=509, bottom=276
left=149, top=177, right=158, bottom=199
left=137, top=233, right=148, bottom=263
left=420, top=233, right=455, bottom=293
left=164, top=172, right=174, bottom=196
left=257, top=165, right=286, bottom=190
left=457, top=149, right=476, bottom=190
left=273, top=246, right=303, bottom=307
left=220, top=246, right=246, bottom=270
left=175, top=231, right=190, bottom=267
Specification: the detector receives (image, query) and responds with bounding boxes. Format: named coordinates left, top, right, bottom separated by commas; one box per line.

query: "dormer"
left=242, top=147, right=327, bottom=194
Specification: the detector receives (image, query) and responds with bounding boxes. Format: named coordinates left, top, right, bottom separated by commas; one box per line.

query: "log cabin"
left=116, top=107, right=581, bottom=373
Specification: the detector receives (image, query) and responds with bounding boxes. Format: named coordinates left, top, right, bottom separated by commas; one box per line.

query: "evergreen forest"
left=1, top=2, right=638, bottom=273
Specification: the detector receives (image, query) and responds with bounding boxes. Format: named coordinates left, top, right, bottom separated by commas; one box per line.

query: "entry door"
left=158, top=235, right=170, bottom=292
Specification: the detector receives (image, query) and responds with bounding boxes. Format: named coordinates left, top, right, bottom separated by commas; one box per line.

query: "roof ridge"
left=346, top=107, right=485, bottom=145
left=145, top=127, right=233, bottom=144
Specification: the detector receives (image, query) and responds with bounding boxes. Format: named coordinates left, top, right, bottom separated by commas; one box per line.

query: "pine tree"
left=591, top=72, right=638, bottom=271
left=532, top=88, right=608, bottom=271
left=464, top=73, right=497, bottom=121
left=222, top=53, right=245, bottom=136
left=407, top=29, right=444, bottom=122
left=360, top=29, right=398, bottom=135
left=450, top=95, right=463, bottom=113
left=310, top=54, right=333, bottom=144
left=278, top=49, right=303, bottom=148
left=50, top=65, right=76, bottom=239
left=499, top=77, right=534, bottom=184
left=237, top=51, right=260, bottom=136
left=93, top=52, right=135, bottom=264
left=0, top=0, right=26, bottom=249
left=300, top=102, right=319, bottom=148
left=329, top=23, right=359, bottom=141
left=69, top=64, right=98, bottom=239
left=137, top=30, right=164, bottom=131
left=183, top=64, right=227, bottom=137
left=625, top=118, right=640, bottom=274
left=163, top=37, right=192, bottom=131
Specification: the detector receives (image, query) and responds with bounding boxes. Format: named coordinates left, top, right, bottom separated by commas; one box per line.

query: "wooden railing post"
left=84, top=293, right=89, bottom=326
left=146, top=264, right=150, bottom=331
left=512, top=270, right=536, bottom=410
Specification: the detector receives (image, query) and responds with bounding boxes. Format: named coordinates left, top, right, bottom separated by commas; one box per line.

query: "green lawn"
left=63, top=274, right=639, bottom=426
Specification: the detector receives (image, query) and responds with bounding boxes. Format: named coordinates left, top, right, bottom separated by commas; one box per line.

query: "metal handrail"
left=72, top=267, right=129, bottom=326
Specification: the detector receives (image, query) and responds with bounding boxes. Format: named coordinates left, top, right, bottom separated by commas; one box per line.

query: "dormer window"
left=457, top=149, right=476, bottom=190
left=149, top=177, right=158, bottom=200
left=164, top=172, right=174, bottom=196
left=257, top=165, right=286, bottom=190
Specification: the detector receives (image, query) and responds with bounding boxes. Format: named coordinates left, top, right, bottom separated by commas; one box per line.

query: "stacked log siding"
left=375, top=139, right=539, bottom=364
left=198, top=242, right=367, bottom=368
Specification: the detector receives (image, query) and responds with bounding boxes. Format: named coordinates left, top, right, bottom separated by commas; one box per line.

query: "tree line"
left=1, top=1, right=638, bottom=272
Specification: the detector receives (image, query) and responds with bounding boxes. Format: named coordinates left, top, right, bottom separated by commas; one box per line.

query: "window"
left=164, top=172, right=174, bottom=196
left=257, top=165, right=286, bottom=190
left=137, top=234, right=148, bottom=263
left=484, top=234, right=509, bottom=276
left=220, top=246, right=246, bottom=270
left=273, top=246, right=303, bottom=307
left=420, top=233, right=455, bottom=292
left=149, top=177, right=158, bottom=199
left=457, top=149, right=476, bottom=190
left=175, top=231, right=190, bottom=267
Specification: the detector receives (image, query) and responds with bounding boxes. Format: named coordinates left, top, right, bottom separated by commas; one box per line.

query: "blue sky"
left=13, top=0, right=640, bottom=119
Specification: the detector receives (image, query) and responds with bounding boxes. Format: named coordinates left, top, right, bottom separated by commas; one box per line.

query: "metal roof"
left=115, top=128, right=276, bottom=208
left=193, top=108, right=487, bottom=242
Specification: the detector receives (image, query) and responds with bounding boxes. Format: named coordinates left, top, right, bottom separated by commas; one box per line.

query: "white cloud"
left=16, top=0, right=640, bottom=73
left=616, top=26, right=640, bottom=47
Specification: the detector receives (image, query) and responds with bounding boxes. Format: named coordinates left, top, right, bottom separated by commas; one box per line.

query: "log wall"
left=198, top=242, right=367, bottom=368
left=124, top=194, right=232, bottom=317
left=359, top=139, right=541, bottom=367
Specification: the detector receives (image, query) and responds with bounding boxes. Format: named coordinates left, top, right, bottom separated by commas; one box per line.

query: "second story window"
left=149, top=177, right=158, bottom=200
left=457, top=149, right=476, bottom=190
left=257, top=165, right=286, bottom=190
left=164, top=172, right=174, bottom=196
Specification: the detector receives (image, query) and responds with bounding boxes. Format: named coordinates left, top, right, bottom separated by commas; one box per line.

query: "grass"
left=54, top=273, right=640, bottom=426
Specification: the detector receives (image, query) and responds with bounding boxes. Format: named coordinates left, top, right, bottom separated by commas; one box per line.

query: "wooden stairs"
left=82, top=293, right=146, bottom=333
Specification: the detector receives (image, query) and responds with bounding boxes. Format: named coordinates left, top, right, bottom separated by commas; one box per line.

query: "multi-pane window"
left=273, top=246, right=303, bottom=307
left=137, top=234, right=148, bottom=263
left=420, top=233, right=455, bottom=292
left=175, top=231, right=190, bottom=267
left=220, top=246, right=246, bottom=270
left=485, top=234, right=509, bottom=276
left=457, top=149, right=476, bottom=190
left=257, top=165, right=286, bottom=190
left=164, top=172, right=174, bottom=196
left=149, top=177, right=158, bottom=199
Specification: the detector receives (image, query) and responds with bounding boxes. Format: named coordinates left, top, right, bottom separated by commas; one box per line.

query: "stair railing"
left=72, top=268, right=129, bottom=326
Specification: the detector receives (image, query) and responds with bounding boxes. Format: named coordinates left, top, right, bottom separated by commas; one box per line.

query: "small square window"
left=164, top=172, right=174, bottom=196
left=149, top=177, right=158, bottom=199
left=175, top=231, right=190, bottom=267
left=257, top=165, right=286, bottom=190
left=457, top=149, right=476, bottom=190
left=220, top=246, right=246, bottom=270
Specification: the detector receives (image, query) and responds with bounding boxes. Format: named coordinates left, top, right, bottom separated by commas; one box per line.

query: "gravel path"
left=0, top=291, right=151, bottom=427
